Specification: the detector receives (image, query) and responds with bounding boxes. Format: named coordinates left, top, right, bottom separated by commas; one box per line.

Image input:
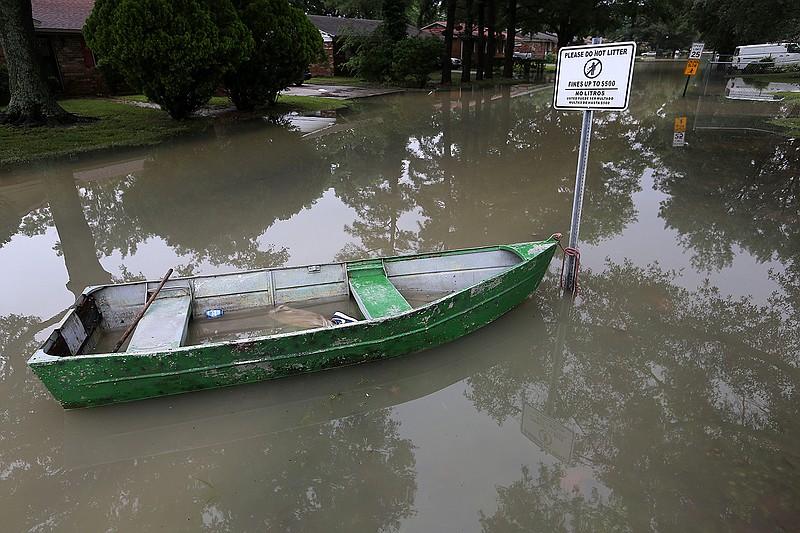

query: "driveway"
left=283, top=84, right=403, bottom=99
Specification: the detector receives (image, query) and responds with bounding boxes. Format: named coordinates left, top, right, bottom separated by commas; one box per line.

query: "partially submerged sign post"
left=553, top=41, right=636, bottom=291
left=673, top=117, right=687, bottom=147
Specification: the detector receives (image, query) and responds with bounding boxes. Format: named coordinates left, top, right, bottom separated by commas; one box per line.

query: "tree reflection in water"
left=472, top=260, right=799, bottom=531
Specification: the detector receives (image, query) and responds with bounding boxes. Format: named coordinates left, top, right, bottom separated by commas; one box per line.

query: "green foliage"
left=409, top=0, right=443, bottom=28
left=391, top=36, right=444, bottom=87
left=288, top=0, right=336, bottom=14
left=691, top=0, right=800, bottom=53
left=339, top=0, right=414, bottom=81
left=342, top=31, right=395, bottom=82
left=604, top=0, right=697, bottom=53
left=380, top=0, right=411, bottom=43
left=84, top=0, right=253, bottom=119
left=322, top=0, right=380, bottom=18
left=224, top=0, right=323, bottom=110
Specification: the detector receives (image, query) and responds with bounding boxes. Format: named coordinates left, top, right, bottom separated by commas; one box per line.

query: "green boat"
left=28, top=236, right=559, bottom=409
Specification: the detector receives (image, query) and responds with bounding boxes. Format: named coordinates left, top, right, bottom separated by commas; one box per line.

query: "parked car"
left=641, top=51, right=657, bottom=57
left=294, top=70, right=312, bottom=86
left=450, top=57, right=462, bottom=69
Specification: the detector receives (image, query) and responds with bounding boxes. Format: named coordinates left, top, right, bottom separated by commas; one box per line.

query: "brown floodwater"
left=1, top=61, right=798, bottom=531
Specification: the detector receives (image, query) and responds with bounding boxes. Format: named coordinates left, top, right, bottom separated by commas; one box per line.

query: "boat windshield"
left=787, top=43, right=800, bottom=53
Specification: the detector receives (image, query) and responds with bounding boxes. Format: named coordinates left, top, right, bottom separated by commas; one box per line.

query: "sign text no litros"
left=553, top=42, right=637, bottom=111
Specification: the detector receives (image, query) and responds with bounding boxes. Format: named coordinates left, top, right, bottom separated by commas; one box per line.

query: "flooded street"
left=2, top=61, right=799, bottom=531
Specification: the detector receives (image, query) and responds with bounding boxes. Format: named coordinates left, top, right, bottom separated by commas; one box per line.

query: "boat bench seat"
left=348, top=263, right=412, bottom=320
left=127, top=288, right=192, bottom=353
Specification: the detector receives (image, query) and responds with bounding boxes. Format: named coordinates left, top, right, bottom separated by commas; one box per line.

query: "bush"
left=84, top=0, right=253, bottom=119
left=391, top=36, right=445, bottom=87
left=224, top=0, right=323, bottom=110
left=744, top=57, right=776, bottom=74
left=342, top=31, right=394, bottom=82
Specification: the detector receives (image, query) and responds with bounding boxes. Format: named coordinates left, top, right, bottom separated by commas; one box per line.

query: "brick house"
left=0, top=0, right=110, bottom=96
left=521, top=32, right=558, bottom=57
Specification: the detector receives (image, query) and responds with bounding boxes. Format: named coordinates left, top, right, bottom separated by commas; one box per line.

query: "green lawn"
left=0, top=94, right=349, bottom=166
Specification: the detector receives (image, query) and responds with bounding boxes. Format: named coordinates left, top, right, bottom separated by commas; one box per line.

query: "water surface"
left=1, top=62, right=798, bottom=531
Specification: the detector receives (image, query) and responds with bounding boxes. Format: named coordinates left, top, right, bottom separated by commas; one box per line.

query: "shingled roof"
left=307, top=14, right=420, bottom=38
left=307, top=15, right=381, bottom=36
left=31, top=0, right=95, bottom=32
left=26, top=3, right=422, bottom=39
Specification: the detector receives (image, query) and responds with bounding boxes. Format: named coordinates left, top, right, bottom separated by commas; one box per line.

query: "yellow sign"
left=684, top=59, right=700, bottom=76
left=674, top=117, right=687, bottom=132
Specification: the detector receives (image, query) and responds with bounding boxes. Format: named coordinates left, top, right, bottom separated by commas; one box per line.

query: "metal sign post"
left=553, top=40, right=636, bottom=292
left=564, top=110, right=593, bottom=290
left=682, top=42, right=705, bottom=97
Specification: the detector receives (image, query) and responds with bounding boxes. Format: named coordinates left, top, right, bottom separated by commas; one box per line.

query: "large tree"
left=524, top=0, right=614, bottom=48
left=440, top=0, right=457, bottom=83
left=289, top=0, right=335, bottom=13
left=502, top=0, right=517, bottom=77
left=691, top=0, right=800, bottom=54
left=85, top=0, right=253, bottom=119
left=322, top=0, right=381, bottom=17
left=341, top=0, right=414, bottom=81
left=225, top=0, right=323, bottom=110
left=0, top=0, right=76, bottom=126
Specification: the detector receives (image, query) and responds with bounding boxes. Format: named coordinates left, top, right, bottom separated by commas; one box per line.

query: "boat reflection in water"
left=63, top=293, right=552, bottom=469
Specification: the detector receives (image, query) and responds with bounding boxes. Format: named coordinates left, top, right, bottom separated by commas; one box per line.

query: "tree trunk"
left=502, top=0, right=517, bottom=78
left=476, top=0, right=485, bottom=81
left=441, top=0, right=457, bottom=84
left=0, top=0, right=76, bottom=126
left=461, top=0, right=474, bottom=83
left=485, top=0, right=496, bottom=79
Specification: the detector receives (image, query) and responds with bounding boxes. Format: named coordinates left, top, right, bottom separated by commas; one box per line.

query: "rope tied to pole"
left=558, top=241, right=580, bottom=292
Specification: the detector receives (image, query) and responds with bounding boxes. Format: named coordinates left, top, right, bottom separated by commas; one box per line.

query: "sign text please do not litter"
left=553, top=42, right=637, bottom=111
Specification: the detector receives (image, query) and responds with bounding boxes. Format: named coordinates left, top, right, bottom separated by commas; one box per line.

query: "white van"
left=732, top=42, right=800, bottom=70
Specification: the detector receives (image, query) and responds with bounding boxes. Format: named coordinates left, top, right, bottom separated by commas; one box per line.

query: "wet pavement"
left=284, top=84, right=404, bottom=99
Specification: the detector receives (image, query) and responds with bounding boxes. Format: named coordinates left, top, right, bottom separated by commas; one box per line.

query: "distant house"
left=306, top=15, right=422, bottom=77
left=421, top=22, right=558, bottom=62
left=0, top=0, right=110, bottom=96
left=518, top=32, right=558, bottom=57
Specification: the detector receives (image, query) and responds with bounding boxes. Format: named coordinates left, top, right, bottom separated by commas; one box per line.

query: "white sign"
left=521, top=403, right=575, bottom=463
left=673, top=132, right=685, bottom=147
left=553, top=41, right=637, bottom=111
left=689, top=42, right=705, bottom=60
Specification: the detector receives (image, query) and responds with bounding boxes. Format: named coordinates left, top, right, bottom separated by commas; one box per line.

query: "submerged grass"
left=769, top=92, right=800, bottom=136
left=0, top=94, right=349, bottom=167
left=0, top=99, right=205, bottom=166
